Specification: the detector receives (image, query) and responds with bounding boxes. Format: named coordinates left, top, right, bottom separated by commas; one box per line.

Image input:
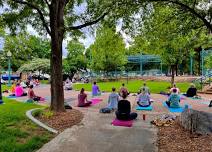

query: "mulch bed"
left=158, top=121, right=212, bottom=152
left=36, top=109, right=83, bottom=132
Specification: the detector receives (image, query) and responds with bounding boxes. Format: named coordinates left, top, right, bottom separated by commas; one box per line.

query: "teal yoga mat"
left=136, top=105, right=153, bottom=111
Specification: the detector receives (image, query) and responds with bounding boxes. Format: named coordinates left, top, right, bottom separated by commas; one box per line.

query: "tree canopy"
left=17, top=58, right=50, bottom=74
left=129, top=4, right=211, bottom=84
left=89, top=27, right=126, bottom=73
left=0, top=32, right=50, bottom=71
left=63, top=40, right=87, bottom=78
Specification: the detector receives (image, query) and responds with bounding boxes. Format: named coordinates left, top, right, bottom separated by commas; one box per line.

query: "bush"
left=32, top=109, right=43, bottom=117
left=42, top=110, right=54, bottom=119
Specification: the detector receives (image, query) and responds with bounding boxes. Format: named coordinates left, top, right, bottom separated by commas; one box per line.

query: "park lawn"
left=2, top=84, right=10, bottom=91
left=73, top=80, right=190, bottom=93
left=40, top=80, right=49, bottom=84
left=0, top=98, right=54, bottom=152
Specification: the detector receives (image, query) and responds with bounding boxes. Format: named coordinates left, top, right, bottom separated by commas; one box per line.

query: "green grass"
left=1, top=84, right=10, bottom=91
left=40, top=80, right=49, bottom=84
left=0, top=98, right=54, bottom=152
left=73, top=80, right=190, bottom=93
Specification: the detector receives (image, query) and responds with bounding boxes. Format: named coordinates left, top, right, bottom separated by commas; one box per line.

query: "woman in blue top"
left=100, top=87, right=119, bottom=113
left=166, top=88, right=180, bottom=108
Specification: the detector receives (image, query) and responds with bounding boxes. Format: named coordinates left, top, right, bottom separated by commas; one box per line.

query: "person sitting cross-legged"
left=170, top=83, right=180, bottom=94
left=64, top=79, right=72, bottom=90
left=166, top=88, right=180, bottom=108
left=116, top=92, right=137, bottom=120
left=78, top=88, right=92, bottom=107
left=137, top=88, right=151, bottom=107
left=100, top=87, right=119, bottom=113
left=9, top=81, right=17, bottom=96
left=140, top=82, right=150, bottom=95
left=119, top=83, right=130, bottom=97
left=92, top=81, right=101, bottom=96
left=15, top=83, right=27, bottom=97
left=28, top=85, right=41, bottom=101
left=185, top=83, right=197, bottom=97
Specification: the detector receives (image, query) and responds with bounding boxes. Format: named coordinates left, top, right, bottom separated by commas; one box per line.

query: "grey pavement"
left=37, top=105, right=158, bottom=152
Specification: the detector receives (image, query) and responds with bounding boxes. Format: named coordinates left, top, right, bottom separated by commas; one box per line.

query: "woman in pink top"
left=78, top=88, right=92, bottom=107
left=15, top=83, right=27, bottom=97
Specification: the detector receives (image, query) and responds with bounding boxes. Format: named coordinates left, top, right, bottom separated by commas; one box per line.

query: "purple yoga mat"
left=91, top=98, right=102, bottom=105
left=111, top=119, right=133, bottom=127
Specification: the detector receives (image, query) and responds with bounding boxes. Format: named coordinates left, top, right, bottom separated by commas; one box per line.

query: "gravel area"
left=36, top=109, right=83, bottom=132
left=158, top=121, right=212, bottom=152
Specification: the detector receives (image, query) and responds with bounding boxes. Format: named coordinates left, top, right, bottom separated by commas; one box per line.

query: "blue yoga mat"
left=6, top=96, right=17, bottom=99
left=136, top=105, right=153, bottom=111
left=163, top=102, right=191, bottom=113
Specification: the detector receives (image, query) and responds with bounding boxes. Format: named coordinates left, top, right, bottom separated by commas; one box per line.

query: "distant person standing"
left=92, top=81, right=101, bottom=96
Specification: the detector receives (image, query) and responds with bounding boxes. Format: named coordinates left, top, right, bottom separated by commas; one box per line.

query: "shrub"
left=32, top=109, right=43, bottom=117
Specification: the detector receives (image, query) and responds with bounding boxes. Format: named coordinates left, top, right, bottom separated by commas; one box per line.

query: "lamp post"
left=7, top=51, right=12, bottom=86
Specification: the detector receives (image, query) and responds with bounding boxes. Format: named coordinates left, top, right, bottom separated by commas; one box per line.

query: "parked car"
left=1, top=74, right=20, bottom=81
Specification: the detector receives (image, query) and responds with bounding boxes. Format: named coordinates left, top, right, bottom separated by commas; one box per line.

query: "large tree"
left=89, top=27, right=126, bottom=74
left=0, top=0, right=124, bottom=112
left=130, top=5, right=210, bottom=85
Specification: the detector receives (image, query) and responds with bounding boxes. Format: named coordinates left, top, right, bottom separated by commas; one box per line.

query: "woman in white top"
left=170, top=83, right=180, bottom=94
left=137, top=88, right=151, bottom=107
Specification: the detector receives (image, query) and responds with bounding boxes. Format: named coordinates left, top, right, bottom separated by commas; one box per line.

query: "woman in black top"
left=186, top=84, right=197, bottom=97
left=116, top=92, right=137, bottom=120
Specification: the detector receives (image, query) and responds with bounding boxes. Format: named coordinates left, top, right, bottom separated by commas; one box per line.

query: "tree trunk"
left=49, top=1, right=65, bottom=112
left=171, top=65, right=175, bottom=86
left=175, top=64, right=178, bottom=76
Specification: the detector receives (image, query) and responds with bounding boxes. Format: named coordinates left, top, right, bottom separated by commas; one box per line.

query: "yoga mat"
left=91, top=98, right=102, bottom=105
left=111, top=119, right=133, bottom=127
left=6, top=96, right=18, bottom=99
left=163, top=102, right=191, bottom=113
left=180, top=95, right=186, bottom=100
left=136, top=105, right=153, bottom=111
left=189, top=97, right=202, bottom=100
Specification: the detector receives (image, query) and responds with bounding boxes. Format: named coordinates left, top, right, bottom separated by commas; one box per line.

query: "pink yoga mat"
left=111, top=119, right=133, bottom=127
left=91, top=98, right=102, bottom=105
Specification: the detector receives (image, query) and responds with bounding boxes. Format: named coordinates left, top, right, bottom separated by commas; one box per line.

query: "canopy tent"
left=127, top=54, right=162, bottom=76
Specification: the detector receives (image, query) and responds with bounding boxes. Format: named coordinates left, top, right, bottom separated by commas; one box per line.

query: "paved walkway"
left=37, top=107, right=158, bottom=152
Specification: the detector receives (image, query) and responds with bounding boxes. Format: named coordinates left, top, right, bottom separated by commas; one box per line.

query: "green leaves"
left=63, top=40, right=87, bottom=76
left=1, top=32, right=50, bottom=71
left=89, top=27, right=126, bottom=72
left=17, top=58, right=50, bottom=73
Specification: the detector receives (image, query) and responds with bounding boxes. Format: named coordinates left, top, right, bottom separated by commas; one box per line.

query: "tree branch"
left=12, top=0, right=51, bottom=35
left=169, top=0, right=212, bottom=32
left=147, top=0, right=212, bottom=32
left=43, top=0, right=50, bottom=7
left=67, top=11, right=108, bottom=30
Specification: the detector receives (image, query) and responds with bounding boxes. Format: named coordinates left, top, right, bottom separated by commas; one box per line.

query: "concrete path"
left=37, top=106, right=158, bottom=152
